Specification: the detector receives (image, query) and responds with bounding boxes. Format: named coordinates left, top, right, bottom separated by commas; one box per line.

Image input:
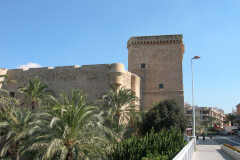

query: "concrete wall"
left=0, top=63, right=140, bottom=104
left=127, top=35, right=184, bottom=110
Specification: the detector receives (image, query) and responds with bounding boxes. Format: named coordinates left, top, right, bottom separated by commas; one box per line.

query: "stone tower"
left=127, top=35, right=184, bottom=110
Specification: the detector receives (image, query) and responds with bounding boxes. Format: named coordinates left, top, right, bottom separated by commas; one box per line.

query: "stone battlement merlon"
left=0, top=64, right=111, bottom=72
left=0, top=63, right=129, bottom=74
left=127, top=34, right=183, bottom=48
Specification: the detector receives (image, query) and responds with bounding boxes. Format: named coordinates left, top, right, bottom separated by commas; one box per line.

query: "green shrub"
left=107, top=128, right=186, bottom=160
left=141, top=152, right=169, bottom=160
left=139, top=100, right=187, bottom=135
left=0, top=157, right=12, bottom=160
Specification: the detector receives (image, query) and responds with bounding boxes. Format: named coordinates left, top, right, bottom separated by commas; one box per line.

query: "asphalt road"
left=213, top=135, right=240, bottom=148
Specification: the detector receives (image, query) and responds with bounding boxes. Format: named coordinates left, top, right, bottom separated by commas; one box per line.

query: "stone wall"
left=0, top=63, right=140, bottom=104
left=0, top=69, right=8, bottom=88
left=1, top=34, right=184, bottom=110
left=127, top=35, right=184, bottom=110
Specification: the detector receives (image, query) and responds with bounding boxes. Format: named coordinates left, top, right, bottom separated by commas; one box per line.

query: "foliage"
left=0, top=78, right=187, bottom=160
left=101, top=87, right=141, bottom=140
left=0, top=88, right=110, bottom=160
left=25, top=90, right=109, bottom=160
left=139, top=100, right=187, bottom=135
left=141, top=153, right=168, bottom=160
left=18, top=77, right=49, bottom=109
left=0, top=105, right=37, bottom=160
left=107, top=128, right=186, bottom=160
left=0, top=90, right=20, bottom=121
left=0, top=74, right=17, bottom=86
left=225, top=113, right=237, bottom=126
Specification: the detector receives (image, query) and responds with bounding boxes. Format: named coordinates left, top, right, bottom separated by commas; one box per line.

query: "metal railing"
left=172, top=138, right=196, bottom=160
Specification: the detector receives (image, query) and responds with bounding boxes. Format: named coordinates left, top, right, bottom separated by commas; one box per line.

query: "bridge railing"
left=172, top=137, right=196, bottom=160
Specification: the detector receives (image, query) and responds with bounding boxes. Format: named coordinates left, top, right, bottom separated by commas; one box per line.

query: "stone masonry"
left=0, top=63, right=140, bottom=105
left=128, top=35, right=184, bottom=110
left=0, top=34, right=184, bottom=110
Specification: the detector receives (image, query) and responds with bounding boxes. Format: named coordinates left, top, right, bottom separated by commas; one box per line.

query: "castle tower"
left=127, top=35, right=184, bottom=110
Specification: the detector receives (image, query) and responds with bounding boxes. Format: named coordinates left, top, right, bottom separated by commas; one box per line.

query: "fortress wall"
left=131, top=73, right=141, bottom=109
left=0, top=69, right=8, bottom=88
left=2, top=63, right=140, bottom=104
left=131, top=73, right=140, bottom=98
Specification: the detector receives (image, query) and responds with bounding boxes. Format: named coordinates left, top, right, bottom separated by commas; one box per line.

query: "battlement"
left=4, top=64, right=112, bottom=72
left=2, top=63, right=130, bottom=83
left=1, top=63, right=140, bottom=104
left=127, top=34, right=183, bottom=48
left=128, top=34, right=184, bottom=109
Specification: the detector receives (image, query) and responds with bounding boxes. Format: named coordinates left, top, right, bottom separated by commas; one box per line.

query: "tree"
left=27, top=90, right=108, bottom=160
left=139, top=100, right=187, bottom=135
left=225, top=113, right=236, bottom=126
left=0, top=106, right=36, bottom=160
left=0, top=89, right=19, bottom=120
left=101, top=87, right=140, bottom=140
left=18, top=78, right=49, bottom=109
left=0, top=74, right=17, bottom=87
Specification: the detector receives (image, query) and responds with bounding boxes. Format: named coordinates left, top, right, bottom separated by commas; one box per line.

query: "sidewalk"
left=193, top=138, right=233, bottom=160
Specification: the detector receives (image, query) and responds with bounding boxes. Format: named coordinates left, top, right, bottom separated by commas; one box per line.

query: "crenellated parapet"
left=127, top=34, right=183, bottom=47
left=127, top=34, right=184, bottom=54
left=2, top=63, right=140, bottom=104
left=128, top=34, right=185, bottom=109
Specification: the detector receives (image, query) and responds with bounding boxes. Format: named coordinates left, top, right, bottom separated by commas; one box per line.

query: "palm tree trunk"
left=31, top=101, right=35, bottom=110
left=67, top=151, right=73, bottom=160
left=16, top=153, right=20, bottom=160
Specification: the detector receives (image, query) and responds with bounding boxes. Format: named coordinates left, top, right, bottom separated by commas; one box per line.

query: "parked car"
left=219, top=130, right=228, bottom=136
left=232, top=129, right=239, bottom=135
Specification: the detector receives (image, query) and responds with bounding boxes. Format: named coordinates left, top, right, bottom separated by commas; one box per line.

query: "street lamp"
left=191, top=56, right=200, bottom=138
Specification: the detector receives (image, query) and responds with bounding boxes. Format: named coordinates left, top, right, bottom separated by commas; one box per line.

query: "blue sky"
left=0, top=0, right=239, bottom=113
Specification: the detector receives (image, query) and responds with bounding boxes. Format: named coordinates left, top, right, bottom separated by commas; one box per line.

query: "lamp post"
left=191, top=56, right=200, bottom=138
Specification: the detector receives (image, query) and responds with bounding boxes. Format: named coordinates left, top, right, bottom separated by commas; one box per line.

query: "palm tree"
left=0, top=106, right=36, bottom=160
left=0, top=89, right=20, bottom=121
left=0, top=74, right=17, bottom=87
left=27, top=90, right=108, bottom=160
left=101, top=87, right=139, bottom=140
left=225, top=113, right=237, bottom=126
left=18, top=78, right=49, bottom=109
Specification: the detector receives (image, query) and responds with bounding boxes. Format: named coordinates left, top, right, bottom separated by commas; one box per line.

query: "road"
left=213, top=135, right=240, bottom=148
left=194, top=135, right=240, bottom=160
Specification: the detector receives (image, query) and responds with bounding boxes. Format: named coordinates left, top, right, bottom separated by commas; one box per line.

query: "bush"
left=141, top=153, right=168, bottom=160
left=139, top=100, right=187, bottom=135
left=107, top=128, right=186, bottom=160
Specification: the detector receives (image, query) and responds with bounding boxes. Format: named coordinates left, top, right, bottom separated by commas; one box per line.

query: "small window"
left=10, top=92, right=15, bottom=97
left=159, top=84, right=164, bottom=89
left=140, top=63, right=146, bottom=69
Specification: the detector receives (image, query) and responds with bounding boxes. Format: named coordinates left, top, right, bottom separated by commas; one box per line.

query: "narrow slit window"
left=159, top=84, right=164, bottom=89
left=140, top=63, right=146, bottom=69
left=10, top=92, right=15, bottom=97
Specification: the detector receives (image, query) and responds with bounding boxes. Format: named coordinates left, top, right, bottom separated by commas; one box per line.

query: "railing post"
left=172, top=138, right=196, bottom=160
left=194, top=137, right=197, bottom=151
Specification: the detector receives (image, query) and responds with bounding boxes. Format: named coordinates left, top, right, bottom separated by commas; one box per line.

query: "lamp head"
left=192, top=56, right=200, bottom=60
